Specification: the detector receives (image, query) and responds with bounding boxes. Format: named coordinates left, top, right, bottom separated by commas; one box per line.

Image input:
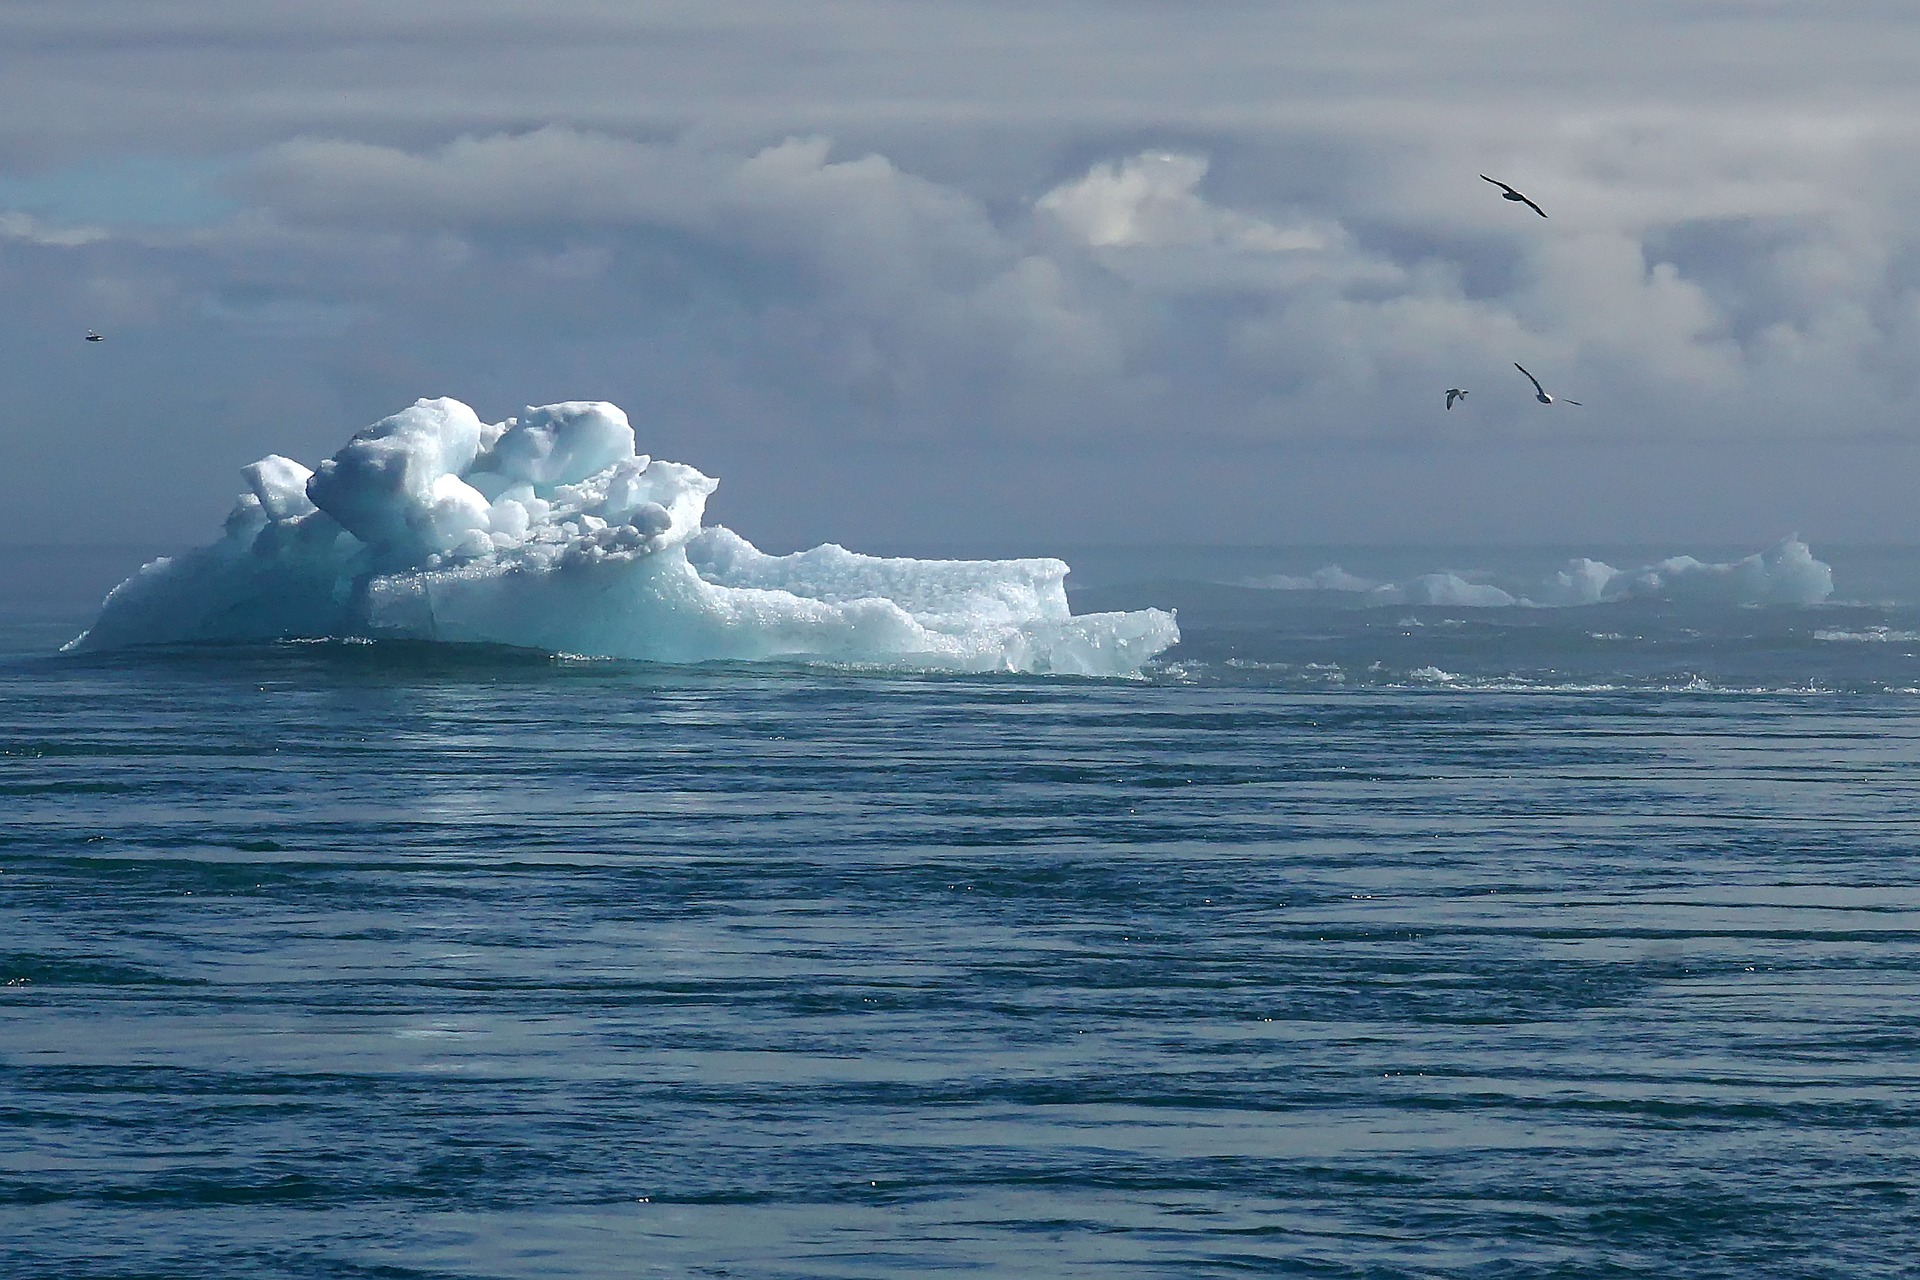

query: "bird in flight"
left=1514, top=363, right=1579, bottom=405
left=85, top=330, right=104, bottom=342
left=1445, top=388, right=1468, bottom=410
left=1481, top=175, right=1547, bottom=218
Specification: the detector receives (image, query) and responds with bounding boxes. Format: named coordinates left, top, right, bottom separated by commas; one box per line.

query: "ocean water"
left=5, top=543, right=1920, bottom=1278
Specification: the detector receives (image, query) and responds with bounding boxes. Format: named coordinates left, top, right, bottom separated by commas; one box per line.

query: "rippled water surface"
left=5, top=545, right=1920, bottom=1277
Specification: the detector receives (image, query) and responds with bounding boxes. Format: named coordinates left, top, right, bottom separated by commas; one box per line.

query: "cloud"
left=16, top=124, right=1920, bottom=459
left=224, top=131, right=1140, bottom=437
left=1038, top=152, right=1326, bottom=253
left=247, top=130, right=717, bottom=229
left=9, top=3, right=1920, bottom=545
left=0, top=210, right=110, bottom=247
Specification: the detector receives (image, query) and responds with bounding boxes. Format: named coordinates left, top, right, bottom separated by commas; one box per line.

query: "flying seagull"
left=85, top=330, right=103, bottom=342
left=1514, top=363, right=1579, bottom=405
left=1481, top=174, right=1547, bottom=218
left=1445, top=388, right=1468, bottom=410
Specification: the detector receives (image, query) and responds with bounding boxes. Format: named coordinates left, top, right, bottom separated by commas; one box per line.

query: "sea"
left=5, top=542, right=1919, bottom=1278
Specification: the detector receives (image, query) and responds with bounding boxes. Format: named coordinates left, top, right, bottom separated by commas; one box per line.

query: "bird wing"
left=1562, top=400, right=1582, bottom=406
left=1482, top=175, right=1547, bottom=216
left=1445, top=391, right=1457, bottom=409
left=1514, top=363, right=1546, bottom=395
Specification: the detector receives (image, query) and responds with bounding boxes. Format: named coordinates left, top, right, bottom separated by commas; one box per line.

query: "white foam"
left=1813, top=627, right=1920, bottom=643
left=68, top=397, right=1178, bottom=675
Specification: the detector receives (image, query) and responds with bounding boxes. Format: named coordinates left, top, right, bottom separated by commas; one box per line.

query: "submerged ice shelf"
left=69, top=398, right=1179, bottom=675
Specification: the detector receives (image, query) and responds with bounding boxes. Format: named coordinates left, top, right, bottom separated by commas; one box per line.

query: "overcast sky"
left=6, top=0, right=1920, bottom=551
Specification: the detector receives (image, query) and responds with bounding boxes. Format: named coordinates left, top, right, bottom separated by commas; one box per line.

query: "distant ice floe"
left=68, top=398, right=1178, bottom=675
left=1245, top=537, right=1833, bottom=608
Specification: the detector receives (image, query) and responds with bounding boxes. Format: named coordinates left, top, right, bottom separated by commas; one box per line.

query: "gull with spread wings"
left=1514, top=363, right=1579, bottom=406
left=1481, top=175, right=1547, bottom=218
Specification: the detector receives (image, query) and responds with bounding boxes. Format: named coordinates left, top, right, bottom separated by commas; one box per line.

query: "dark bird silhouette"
left=1445, top=388, right=1468, bottom=410
left=85, top=330, right=103, bottom=342
left=1481, top=175, right=1547, bottom=218
left=1515, top=363, right=1579, bottom=405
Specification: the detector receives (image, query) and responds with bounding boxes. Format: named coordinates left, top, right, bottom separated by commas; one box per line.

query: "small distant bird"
left=1515, top=363, right=1580, bottom=405
left=85, top=330, right=103, bottom=342
left=1481, top=174, right=1547, bottom=218
left=1445, top=388, right=1468, bottom=410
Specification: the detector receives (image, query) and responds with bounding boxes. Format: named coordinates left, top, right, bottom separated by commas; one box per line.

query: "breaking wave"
left=67, top=398, right=1178, bottom=675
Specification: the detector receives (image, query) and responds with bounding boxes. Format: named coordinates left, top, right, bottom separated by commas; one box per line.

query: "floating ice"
left=68, top=398, right=1179, bottom=675
left=1245, top=537, right=1832, bottom=609
left=1245, top=564, right=1517, bottom=606
left=1532, top=538, right=1833, bottom=607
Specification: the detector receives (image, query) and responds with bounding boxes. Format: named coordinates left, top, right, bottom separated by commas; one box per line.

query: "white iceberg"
left=1532, top=538, right=1833, bottom=607
left=69, top=398, right=1178, bottom=676
left=1244, top=538, right=1832, bottom=609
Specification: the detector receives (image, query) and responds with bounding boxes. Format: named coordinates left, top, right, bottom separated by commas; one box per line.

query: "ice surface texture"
left=68, top=398, right=1178, bottom=675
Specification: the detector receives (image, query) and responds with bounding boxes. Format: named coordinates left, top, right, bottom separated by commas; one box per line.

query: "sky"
left=5, top=0, right=1920, bottom=552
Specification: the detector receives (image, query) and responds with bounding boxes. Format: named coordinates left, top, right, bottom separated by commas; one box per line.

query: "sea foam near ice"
left=68, top=398, right=1178, bottom=675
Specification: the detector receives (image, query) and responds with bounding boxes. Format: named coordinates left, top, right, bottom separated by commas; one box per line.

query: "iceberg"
left=68, top=398, right=1179, bottom=676
left=1244, top=538, right=1832, bottom=609
left=1531, top=538, right=1833, bottom=607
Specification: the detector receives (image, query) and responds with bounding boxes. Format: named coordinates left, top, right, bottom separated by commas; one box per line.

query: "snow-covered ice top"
left=69, top=397, right=1179, bottom=675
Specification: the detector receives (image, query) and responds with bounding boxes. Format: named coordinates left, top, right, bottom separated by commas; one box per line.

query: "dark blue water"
left=6, top=545, right=1920, bottom=1277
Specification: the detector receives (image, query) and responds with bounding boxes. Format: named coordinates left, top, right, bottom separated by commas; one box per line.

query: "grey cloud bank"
left=4, top=1, right=1920, bottom=549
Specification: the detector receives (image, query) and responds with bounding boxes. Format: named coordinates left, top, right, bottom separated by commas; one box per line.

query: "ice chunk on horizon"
left=1533, top=537, right=1833, bottom=606
left=67, top=397, right=1178, bottom=675
left=1244, top=537, right=1833, bottom=609
left=1401, top=574, right=1518, bottom=608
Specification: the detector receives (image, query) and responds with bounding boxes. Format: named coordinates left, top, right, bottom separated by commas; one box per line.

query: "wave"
left=1243, top=537, right=1833, bottom=608
left=66, top=398, right=1177, bottom=675
left=1155, top=659, right=1861, bottom=696
left=1812, top=627, right=1920, bottom=643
